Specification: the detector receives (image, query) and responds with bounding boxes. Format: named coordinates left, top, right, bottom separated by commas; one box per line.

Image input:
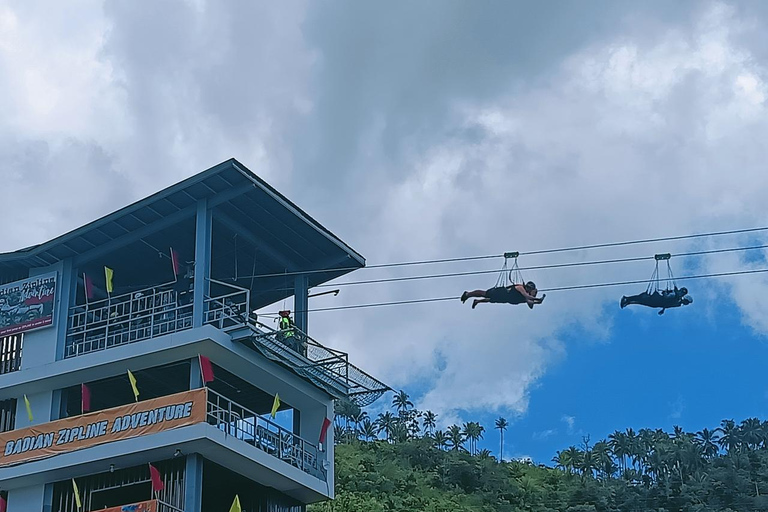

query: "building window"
left=0, top=398, right=15, bottom=433
left=0, top=334, right=22, bottom=375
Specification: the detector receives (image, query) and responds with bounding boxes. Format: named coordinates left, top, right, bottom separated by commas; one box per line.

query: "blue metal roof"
left=0, top=159, right=365, bottom=307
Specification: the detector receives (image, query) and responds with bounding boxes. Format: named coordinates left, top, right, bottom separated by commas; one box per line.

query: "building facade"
left=0, top=159, right=387, bottom=512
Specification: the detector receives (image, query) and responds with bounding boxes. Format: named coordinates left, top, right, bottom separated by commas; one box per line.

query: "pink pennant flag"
left=170, top=247, right=180, bottom=277
left=84, top=273, right=94, bottom=301
left=319, top=417, right=332, bottom=444
left=199, top=355, right=215, bottom=384
left=81, top=383, right=91, bottom=413
left=149, top=463, right=165, bottom=492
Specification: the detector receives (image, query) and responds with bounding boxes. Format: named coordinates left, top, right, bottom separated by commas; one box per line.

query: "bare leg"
left=472, top=298, right=490, bottom=309
left=462, top=290, right=487, bottom=303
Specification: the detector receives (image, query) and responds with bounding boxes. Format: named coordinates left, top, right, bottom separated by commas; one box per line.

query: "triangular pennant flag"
left=84, top=273, right=94, bottom=301
left=104, top=266, right=114, bottom=294
left=149, top=463, right=165, bottom=492
left=199, top=355, right=215, bottom=384
left=72, top=478, right=82, bottom=510
left=229, top=495, right=242, bottom=512
left=270, top=393, right=280, bottom=418
left=0, top=494, right=7, bottom=512
left=319, top=417, right=332, bottom=444
left=170, top=247, right=180, bottom=277
left=23, top=395, right=33, bottom=423
left=127, top=370, right=139, bottom=402
left=81, top=383, right=91, bottom=413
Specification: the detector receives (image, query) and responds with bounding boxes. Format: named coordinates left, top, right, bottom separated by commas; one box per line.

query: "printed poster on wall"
left=0, top=272, right=57, bottom=337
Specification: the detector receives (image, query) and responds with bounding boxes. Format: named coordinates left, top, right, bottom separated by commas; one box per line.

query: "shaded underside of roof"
left=0, top=159, right=364, bottom=308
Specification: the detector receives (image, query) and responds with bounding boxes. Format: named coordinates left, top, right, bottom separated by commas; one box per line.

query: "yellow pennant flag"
left=72, top=478, right=82, bottom=510
left=104, top=266, right=114, bottom=294
left=127, top=370, right=139, bottom=401
left=229, top=495, right=242, bottom=512
left=270, top=393, right=280, bottom=418
left=23, top=394, right=33, bottom=422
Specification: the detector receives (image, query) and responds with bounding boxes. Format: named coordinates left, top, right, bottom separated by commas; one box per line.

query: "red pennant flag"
left=319, top=417, right=332, bottom=444
left=84, top=273, right=94, bottom=300
left=81, top=383, right=91, bottom=413
left=149, top=463, right=165, bottom=492
left=199, top=355, right=215, bottom=384
left=170, top=247, right=180, bottom=277
left=0, top=494, right=7, bottom=512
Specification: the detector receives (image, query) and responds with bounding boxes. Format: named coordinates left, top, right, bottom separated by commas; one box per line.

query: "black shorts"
left=486, top=286, right=526, bottom=305
left=486, top=287, right=509, bottom=303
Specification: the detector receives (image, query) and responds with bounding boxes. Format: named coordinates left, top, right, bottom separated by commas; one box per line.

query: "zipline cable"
left=259, top=266, right=768, bottom=315
left=263, top=243, right=768, bottom=290
left=236, top=225, right=768, bottom=281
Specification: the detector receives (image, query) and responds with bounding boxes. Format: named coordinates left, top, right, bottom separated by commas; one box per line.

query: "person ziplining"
left=461, top=252, right=545, bottom=309
left=619, top=253, right=693, bottom=315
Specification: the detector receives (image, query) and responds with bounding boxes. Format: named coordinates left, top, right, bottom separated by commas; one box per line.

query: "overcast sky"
left=2, top=0, right=768, bottom=461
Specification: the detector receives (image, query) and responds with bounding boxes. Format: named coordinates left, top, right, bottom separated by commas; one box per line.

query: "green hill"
left=309, top=394, right=768, bottom=511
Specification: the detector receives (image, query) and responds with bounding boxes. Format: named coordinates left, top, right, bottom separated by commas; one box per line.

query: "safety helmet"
left=278, top=310, right=291, bottom=318
left=525, top=281, right=536, bottom=291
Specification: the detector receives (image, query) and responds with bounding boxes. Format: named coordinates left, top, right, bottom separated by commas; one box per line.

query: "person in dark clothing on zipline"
left=620, top=286, right=692, bottom=315
left=461, top=282, right=545, bottom=309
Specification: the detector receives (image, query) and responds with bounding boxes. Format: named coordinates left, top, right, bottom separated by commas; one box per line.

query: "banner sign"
left=0, top=389, right=207, bottom=467
left=97, top=500, right=158, bottom=512
left=0, top=272, right=57, bottom=337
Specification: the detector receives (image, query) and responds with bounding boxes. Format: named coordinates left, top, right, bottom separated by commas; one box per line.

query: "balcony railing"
left=0, top=334, right=22, bottom=375
left=65, top=284, right=195, bottom=358
left=206, top=388, right=326, bottom=481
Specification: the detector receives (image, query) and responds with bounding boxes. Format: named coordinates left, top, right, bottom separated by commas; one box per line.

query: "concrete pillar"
left=192, top=199, right=212, bottom=328
left=184, top=454, right=204, bottom=512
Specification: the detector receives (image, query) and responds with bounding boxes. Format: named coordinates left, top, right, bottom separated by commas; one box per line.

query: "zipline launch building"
left=0, top=159, right=387, bottom=512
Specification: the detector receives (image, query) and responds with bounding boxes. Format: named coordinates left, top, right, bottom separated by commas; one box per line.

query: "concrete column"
left=184, top=454, right=204, bottom=512
left=7, top=484, right=48, bottom=512
left=192, top=199, right=212, bottom=328
left=293, top=275, right=309, bottom=334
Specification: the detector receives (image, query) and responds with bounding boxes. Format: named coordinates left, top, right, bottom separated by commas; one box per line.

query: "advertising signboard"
left=0, top=272, right=57, bottom=337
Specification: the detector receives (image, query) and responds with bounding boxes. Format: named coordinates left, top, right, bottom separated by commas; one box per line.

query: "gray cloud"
left=2, top=1, right=768, bottom=425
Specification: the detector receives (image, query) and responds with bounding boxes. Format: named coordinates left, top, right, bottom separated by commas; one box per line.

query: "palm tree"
left=591, top=440, right=614, bottom=480
left=422, top=410, right=437, bottom=437
left=553, top=450, right=573, bottom=473
left=462, top=422, right=485, bottom=455
left=477, top=449, right=494, bottom=461
left=609, top=431, right=628, bottom=475
left=717, top=419, right=741, bottom=454
left=740, top=418, right=762, bottom=450
left=694, top=428, right=720, bottom=458
left=375, top=412, right=396, bottom=442
left=433, top=430, right=449, bottom=451
left=351, top=411, right=369, bottom=439
left=392, top=390, right=413, bottom=419
left=360, top=419, right=377, bottom=441
left=495, top=417, right=509, bottom=461
left=447, top=424, right=465, bottom=452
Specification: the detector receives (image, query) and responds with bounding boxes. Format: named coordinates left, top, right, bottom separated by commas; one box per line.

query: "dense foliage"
left=308, top=392, right=768, bottom=511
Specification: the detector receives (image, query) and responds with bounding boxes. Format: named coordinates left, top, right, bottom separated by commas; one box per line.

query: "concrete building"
left=0, top=159, right=388, bottom=512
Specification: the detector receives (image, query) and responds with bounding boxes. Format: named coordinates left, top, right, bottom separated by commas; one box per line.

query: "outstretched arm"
left=514, top=284, right=538, bottom=302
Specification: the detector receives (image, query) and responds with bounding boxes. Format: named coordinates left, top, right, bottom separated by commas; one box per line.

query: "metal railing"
left=206, top=388, right=326, bottom=482
left=157, top=500, right=184, bottom=512
left=247, top=323, right=389, bottom=408
left=64, top=279, right=250, bottom=359
left=65, top=283, right=194, bottom=358
left=0, top=334, right=22, bottom=374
